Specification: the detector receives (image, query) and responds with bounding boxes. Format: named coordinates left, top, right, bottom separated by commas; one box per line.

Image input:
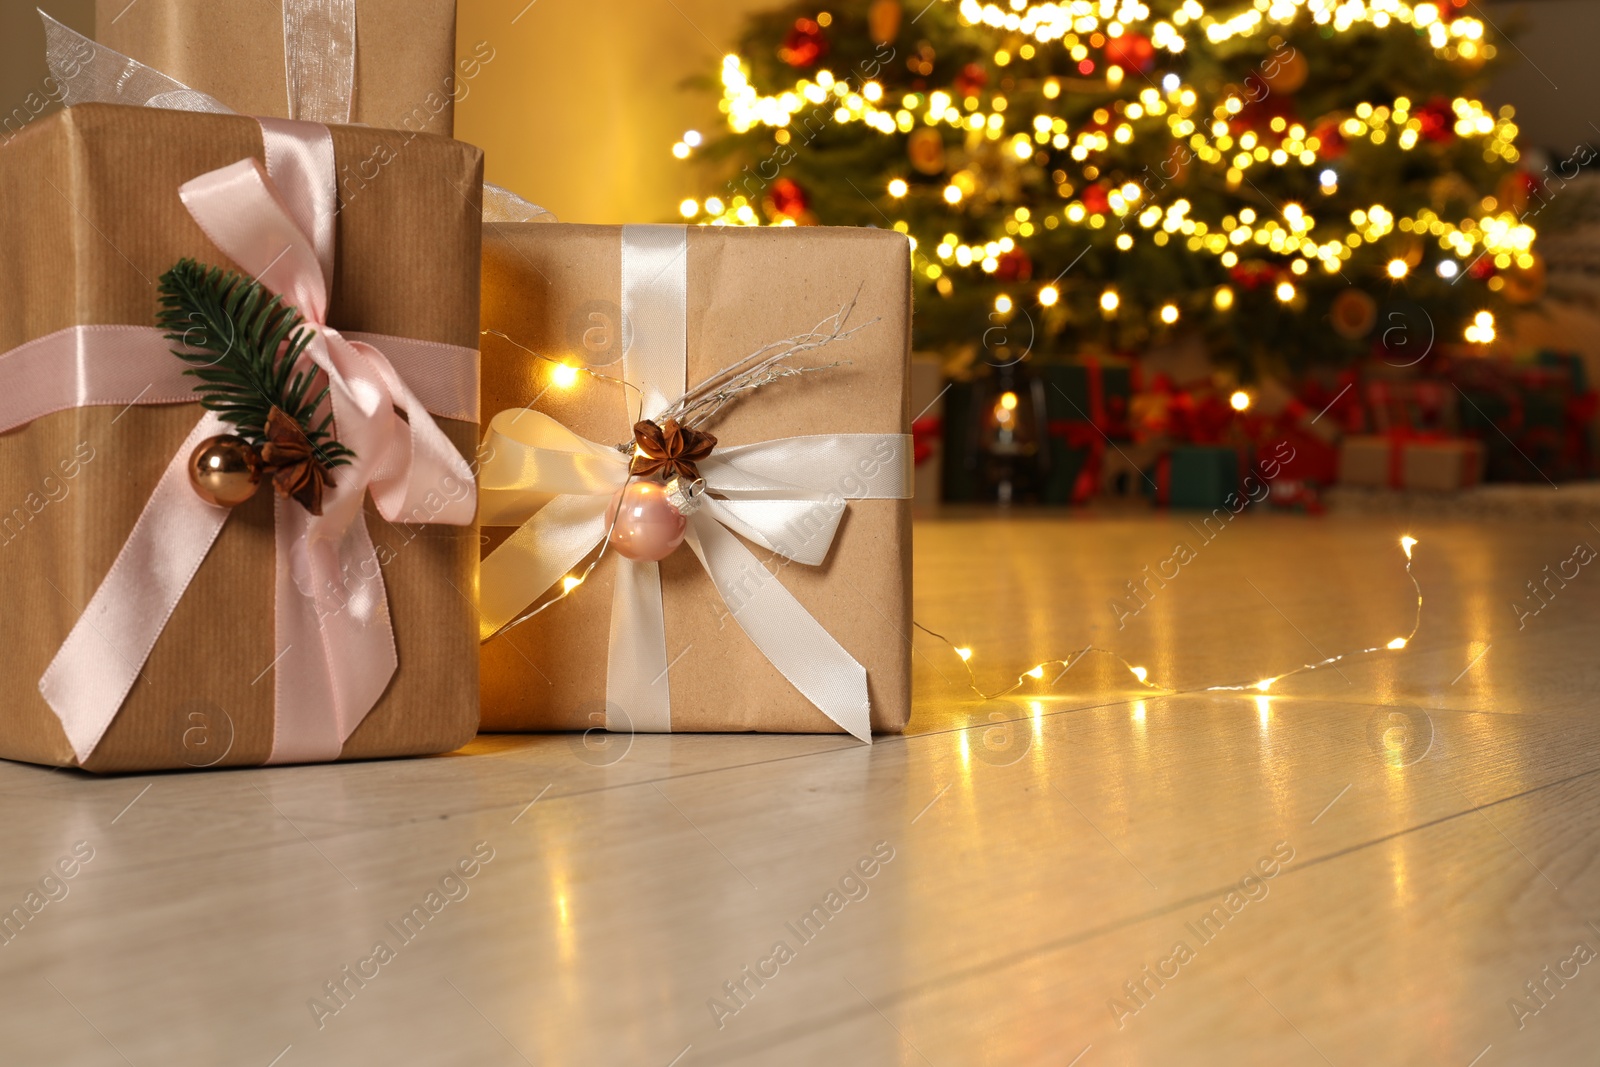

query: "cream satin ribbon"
left=478, top=225, right=911, bottom=743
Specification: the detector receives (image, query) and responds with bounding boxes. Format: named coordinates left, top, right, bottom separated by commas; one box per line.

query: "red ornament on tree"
left=779, top=18, right=828, bottom=68
left=1104, top=32, right=1155, bottom=73
left=1469, top=255, right=1496, bottom=280
left=1229, top=260, right=1278, bottom=290
left=995, top=248, right=1033, bottom=282
left=766, top=177, right=809, bottom=220
left=1416, top=97, right=1455, bottom=143
left=954, top=62, right=988, bottom=98
left=1081, top=182, right=1110, bottom=215
left=1310, top=116, right=1347, bottom=161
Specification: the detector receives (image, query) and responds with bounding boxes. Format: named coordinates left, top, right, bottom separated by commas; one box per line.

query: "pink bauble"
left=607, top=481, right=687, bottom=562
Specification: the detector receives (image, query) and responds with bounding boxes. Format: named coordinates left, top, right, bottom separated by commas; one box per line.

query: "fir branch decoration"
left=158, top=259, right=354, bottom=513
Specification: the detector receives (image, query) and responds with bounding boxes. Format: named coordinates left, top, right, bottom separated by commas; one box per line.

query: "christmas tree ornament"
left=1081, top=182, right=1110, bottom=214
left=995, top=247, right=1033, bottom=282
left=1261, top=48, right=1308, bottom=93
left=868, top=0, right=902, bottom=45
left=1503, top=253, right=1546, bottom=305
left=955, top=62, right=988, bottom=98
left=907, top=41, right=935, bottom=78
left=188, top=434, right=262, bottom=508
left=907, top=127, right=947, bottom=174
left=1310, top=114, right=1348, bottom=161
left=1416, top=98, right=1455, bottom=143
left=767, top=177, right=810, bottom=220
left=1104, top=32, right=1155, bottom=74
left=779, top=18, right=828, bottom=68
left=606, top=480, right=689, bottom=562
left=1330, top=289, right=1378, bottom=339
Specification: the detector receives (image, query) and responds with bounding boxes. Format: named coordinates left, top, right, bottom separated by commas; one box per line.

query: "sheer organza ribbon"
left=13, top=118, right=478, bottom=764
left=477, top=225, right=910, bottom=743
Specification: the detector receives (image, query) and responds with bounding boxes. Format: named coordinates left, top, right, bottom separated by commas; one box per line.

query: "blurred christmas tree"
left=674, top=0, right=1536, bottom=376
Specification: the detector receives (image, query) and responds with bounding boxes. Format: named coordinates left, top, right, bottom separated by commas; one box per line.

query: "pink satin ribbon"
left=29, top=119, right=477, bottom=765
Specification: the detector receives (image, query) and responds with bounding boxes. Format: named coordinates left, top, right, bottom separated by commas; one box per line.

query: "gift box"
left=477, top=224, right=912, bottom=738
left=1150, top=445, right=1246, bottom=510
left=1339, top=436, right=1485, bottom=491
left=93, top=0, right=461, bottom=133
left=0, top=103, right=484, bottom=771
left=909, top=355, right=945, bottom=508
left=1039, top=359, right=1133, bottom=504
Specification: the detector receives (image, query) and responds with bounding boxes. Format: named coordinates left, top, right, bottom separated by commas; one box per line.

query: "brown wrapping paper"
left=480, top=224, right=912, bottom=735
left=94, top=0, right=461, bottom=135
left=0, top=103, right=483, bottom=772
left=1339, top=436, right=1486, bottom=491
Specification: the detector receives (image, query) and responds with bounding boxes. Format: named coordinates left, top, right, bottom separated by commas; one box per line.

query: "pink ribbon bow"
left=33, top=119, right=477, bottom=765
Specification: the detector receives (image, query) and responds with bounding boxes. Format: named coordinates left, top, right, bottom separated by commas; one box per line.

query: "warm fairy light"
left=921, top=540, right=1426, bottom=704
left=683, top=130, right=702, bottom=147
left=888, top=178, right=909, bottom=198
left=1100, top=289, right=1120, bottom=312
left=1275, top=281, right=1296, bottom=303
left=704, top=196, right=724, bottom=215
left=994, top=294, right=1013, bottom=314
left=1038, top=284, right=1060, bottom=307
left=1229, top=390, right=1251, bottom=412
left=1387, top=259, right=1409, bottom=279
left=671, top=141, right=691, bottom=159
left=678, top=199, right=698, bottom=219
left=551, top=363, right=580, bottom=388
left=1437, top=260, right=1459, bottom=279
left=1214, top=287, right=1234, bottom=311
left=943, top=184, right=963, bottom=204
left=998, top=390, right=1019, bottom=411
left=562, top=575, right=584, bottom=594
left=1159, top=303, right=1179, bottom=324
left=1465, top=310, right=1496, bottom=344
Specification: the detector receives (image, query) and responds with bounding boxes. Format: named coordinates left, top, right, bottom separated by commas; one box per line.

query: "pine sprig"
left=157, top=259, right=354, bottom=469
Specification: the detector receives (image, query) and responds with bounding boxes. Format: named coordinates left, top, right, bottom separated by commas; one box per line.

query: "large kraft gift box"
left=479, top=224, right=913, bottom=735
left=0, top=103, right=483, bottom=771
left=95, top=0, right=461, bottom=134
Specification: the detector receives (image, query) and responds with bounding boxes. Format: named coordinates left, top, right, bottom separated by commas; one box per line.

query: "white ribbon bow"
left=477, top=225, right=911, bottom=742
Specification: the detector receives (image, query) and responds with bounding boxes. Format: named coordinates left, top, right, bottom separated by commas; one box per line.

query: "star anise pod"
left=260, top=406, right=337, bottom=515
left=630, top=418, right=717, bottom=482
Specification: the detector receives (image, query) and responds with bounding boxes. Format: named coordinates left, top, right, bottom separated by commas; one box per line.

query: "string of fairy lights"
left=916, top=536, right=1423, bottom=702
left=674, top=0, right=1523, bottom=345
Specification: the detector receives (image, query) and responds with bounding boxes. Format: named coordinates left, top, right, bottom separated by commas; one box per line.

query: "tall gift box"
left=0, top=104, right=484, bottom=771
left=909, top=355, right=945, bottom=508
left=90, top=0, right=463, bottom=133
left=478, top=225, right=912, bottom=738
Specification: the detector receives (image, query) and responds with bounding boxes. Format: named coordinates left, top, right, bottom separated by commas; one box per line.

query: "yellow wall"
left=456, top=0, right=783, bottom=225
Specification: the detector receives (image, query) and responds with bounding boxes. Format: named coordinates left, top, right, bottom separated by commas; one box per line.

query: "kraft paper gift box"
left=91, top=0, right=462, bottom=134
left=0, top=103, right=483, bottom=772
left=1339, top=436, right=1485, bottom=491
left=477, top=224, right=913, bottom=737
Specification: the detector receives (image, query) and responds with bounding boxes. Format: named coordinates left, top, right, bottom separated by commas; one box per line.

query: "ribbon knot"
left=629, top=418, right=716, bottom=482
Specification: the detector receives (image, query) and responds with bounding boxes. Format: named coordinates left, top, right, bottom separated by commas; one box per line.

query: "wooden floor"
left=3, top=512, right=1598, bottom=1065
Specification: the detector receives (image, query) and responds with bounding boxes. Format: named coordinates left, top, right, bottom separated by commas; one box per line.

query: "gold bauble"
left=1261, top=49, right=1309, bottom=94
left=868, top=0, right=902, bottom=45
left=908, top=127, right=946, bottom=175
left=1503, top=254, right=1546, bottom=305
left=1330, top=289, right=1378, bottom=340
left=188, top=434, right=262, bottom=507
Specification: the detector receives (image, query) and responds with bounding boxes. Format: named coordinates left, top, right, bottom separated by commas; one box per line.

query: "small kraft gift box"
left=84, top=0, right=465, bottom=134
left=477, top=224, right=913, bottom=740
left=0, top=103, right=484, bottom=772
